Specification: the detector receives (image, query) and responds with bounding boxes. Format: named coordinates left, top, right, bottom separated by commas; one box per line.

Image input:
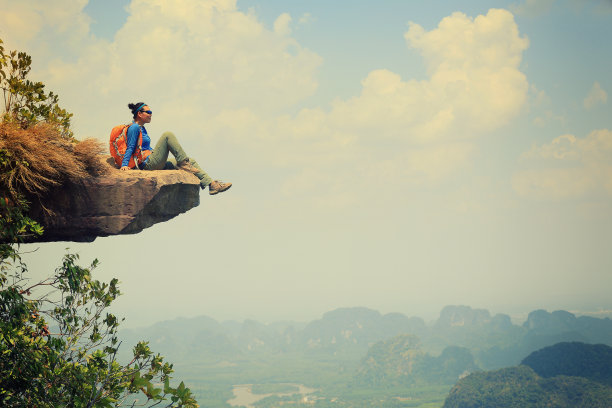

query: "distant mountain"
left=443, top=342, right=612, bottom=408
left=116, top=306, right=612, bottom=369
left=297, top=307, right=426, bottom=356
left=443, top=365, right=612, bottom=408
left=522, top=342, right=612, bottom=386
left=354, top=334, right=477, bottom=387
left=354, top=334, right=424, bottom=386
left=234, top=319, right=292, bottom=352
left=118, top=315, right=241, bottom=363
left=434, top=305, right=493, bottom=328
left=477, top=310, right=612, bottom=370
left=110, top=308, right=612, bottom=406
left=524, top=309, right=612, bottom=345
left=117, top=307, right=430, bottom=362
left=417, top=306, right=523, bottom=365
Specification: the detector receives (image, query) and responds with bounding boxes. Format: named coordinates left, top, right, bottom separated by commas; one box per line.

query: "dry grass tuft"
left=73, top=138, right=109, bottom=177
left=0, top=121, right=107, bottom=200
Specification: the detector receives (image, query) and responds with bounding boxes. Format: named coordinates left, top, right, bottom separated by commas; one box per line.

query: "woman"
left=120, top=102, right=231, bottom=195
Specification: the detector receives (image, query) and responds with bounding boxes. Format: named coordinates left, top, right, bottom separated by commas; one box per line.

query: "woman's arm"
left=121, top=124, right=141, bottom=169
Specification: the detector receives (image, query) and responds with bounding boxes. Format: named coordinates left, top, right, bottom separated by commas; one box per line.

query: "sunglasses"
left=140, top=110, right=153, bottom=114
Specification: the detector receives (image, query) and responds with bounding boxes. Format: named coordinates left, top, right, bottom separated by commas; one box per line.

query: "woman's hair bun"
left=128, top=102, right=146, bottom=116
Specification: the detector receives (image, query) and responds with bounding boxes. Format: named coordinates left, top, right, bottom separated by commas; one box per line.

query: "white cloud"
left=338, top=8, right=530, bottom=144
left=514, top=129, right=612, bottom=199
left=5, top=0, right=322, bottom=141
left=298, top=13, right=313, bottom=25
left=521, top=134, right=579, bottom=160
left=512, top=0, right=612, bottom=17
left=532, top=110, right=566, bottom=128
left=0, top=0, right=92, bottom=60
left=324, top=9, right=529, bottom=164
left=274, top=13, right=292, bottom=36
left=529, top=85, right=568, bottom=127
left=1, top=4, right=530, bottom=209
left=530, top=84, right=550, bottom=108
left=510, top=0, right=557, bottom=17
left=0, top=6, right=44, bottom=45
left=196, top=8, right=531, bottom=199
left=584, top=81, right=608, bottom=109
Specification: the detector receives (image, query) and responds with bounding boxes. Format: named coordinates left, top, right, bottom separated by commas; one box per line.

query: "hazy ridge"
left=119, top=305, right=612, bottom=368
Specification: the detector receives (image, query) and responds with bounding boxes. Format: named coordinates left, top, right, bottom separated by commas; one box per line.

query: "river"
left=227, top=383, right=317, bottom=408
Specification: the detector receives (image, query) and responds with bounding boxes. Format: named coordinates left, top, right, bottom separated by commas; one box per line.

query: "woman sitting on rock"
left=120, top=102, right=231, bottom=195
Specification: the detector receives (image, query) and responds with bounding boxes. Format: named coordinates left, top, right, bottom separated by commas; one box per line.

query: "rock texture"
left=27, top=157, right=200, bottom=242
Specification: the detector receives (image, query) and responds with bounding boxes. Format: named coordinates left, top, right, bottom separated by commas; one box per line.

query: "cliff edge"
left=26, top=157, right=200, bottom=242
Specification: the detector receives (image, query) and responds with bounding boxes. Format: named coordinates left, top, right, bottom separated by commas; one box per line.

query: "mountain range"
left=118, top=305, right=612, bottom=370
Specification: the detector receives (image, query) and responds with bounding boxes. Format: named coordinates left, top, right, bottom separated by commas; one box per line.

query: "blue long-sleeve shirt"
left=121, top=123, right=153, bottom=167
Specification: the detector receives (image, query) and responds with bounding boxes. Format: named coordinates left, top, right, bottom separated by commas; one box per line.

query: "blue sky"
left=2, top=0, right=611, bottom=326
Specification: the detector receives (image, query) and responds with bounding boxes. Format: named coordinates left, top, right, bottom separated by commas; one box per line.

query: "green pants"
left=142, top=131, right=213, bottom=187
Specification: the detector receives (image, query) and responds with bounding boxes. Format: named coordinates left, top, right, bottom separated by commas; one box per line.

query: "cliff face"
left=27, top=157, right=200, bottom=242
left=435, top=305, right=492, bottom=328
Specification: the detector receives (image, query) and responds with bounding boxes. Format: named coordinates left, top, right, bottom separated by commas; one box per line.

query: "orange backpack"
left=109, top=124, right=151, bottom=169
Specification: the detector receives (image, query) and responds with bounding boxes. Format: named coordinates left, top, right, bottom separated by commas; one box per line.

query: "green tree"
left=0, top=37, right=199, bottom=407
left=0, top=243, right=199, bottom=407
left=443, top=365, right=612, bottom=408
left=0, top=39, right=73, bottom=138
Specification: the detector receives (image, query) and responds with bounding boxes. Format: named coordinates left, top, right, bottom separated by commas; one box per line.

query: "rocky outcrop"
left=435, top=305, right=492, bottom=328
left=27, top=157, right=200, bottom=242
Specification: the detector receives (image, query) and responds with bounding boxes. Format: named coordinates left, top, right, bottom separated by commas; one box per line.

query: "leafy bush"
left=0, top=244, right=199, bottom=407
left=0, top=39, right=73, bottom=138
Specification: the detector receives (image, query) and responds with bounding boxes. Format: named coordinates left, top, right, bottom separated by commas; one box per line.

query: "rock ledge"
left=27, top=157, right=200, bottom=242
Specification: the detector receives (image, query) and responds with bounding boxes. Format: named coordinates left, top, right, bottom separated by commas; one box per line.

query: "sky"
left=2, top=0, right=611, bottom=327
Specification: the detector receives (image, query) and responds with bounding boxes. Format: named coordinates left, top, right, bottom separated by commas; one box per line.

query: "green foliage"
left=0, top=243, right=199, bottom=407
left=442, top=365, right=612, bottom=408
left=443, top=366, right=543, bottom=408
left=355, top=334, right=424, bottom=387
left=521, top=342, right=612, bottom=386
left=354, top=335, right=476, bottom=388
left=315, top=384, right=449, bottom=408
left=0, top=191, right=44, bottom=243
left=0, top=39, right=73, bottom=138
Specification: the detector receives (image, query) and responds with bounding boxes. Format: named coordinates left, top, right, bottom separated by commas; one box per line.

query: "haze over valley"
left=117, top=305, right=612, bottom=407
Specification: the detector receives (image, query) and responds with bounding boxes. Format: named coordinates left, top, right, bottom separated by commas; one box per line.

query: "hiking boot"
left=209, top=180, right=232, bottom=195
left=177, top=159, right=200, bottom=174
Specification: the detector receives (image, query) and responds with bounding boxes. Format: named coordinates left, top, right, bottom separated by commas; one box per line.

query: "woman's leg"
left=143, top=131, right=185, bottom=170
left=144, top=131, right=213, bottom=188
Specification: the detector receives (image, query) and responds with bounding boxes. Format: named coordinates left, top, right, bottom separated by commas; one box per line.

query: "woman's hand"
left=120, top=166, right=130, bottom=171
